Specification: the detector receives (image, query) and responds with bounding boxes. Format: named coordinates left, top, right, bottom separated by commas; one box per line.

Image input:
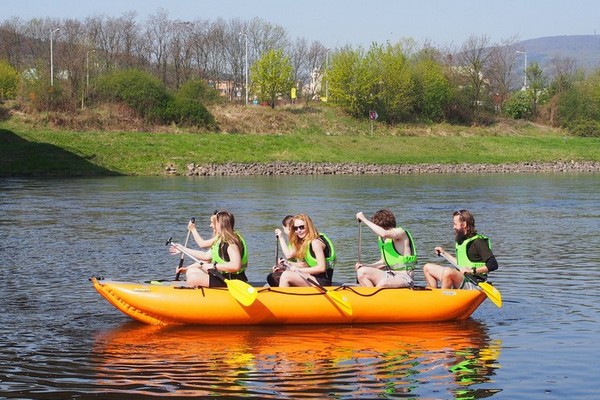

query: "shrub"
left=94, top=69, right=171, bottom=123
left=0, top=61, right=19, bottom=100
left=566, top=119, right=600, bottom=137
left=166, top=97, right=215, bottom=128
left=177, top=79, right=222, bottom=105
left=503, top=90, right=533, bottom=120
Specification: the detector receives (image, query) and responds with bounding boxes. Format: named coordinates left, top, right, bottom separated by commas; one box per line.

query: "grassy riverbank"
left=1, top=104, right=599, bottom=176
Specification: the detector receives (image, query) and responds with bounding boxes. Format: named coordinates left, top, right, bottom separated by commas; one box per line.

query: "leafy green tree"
left=412, top=52, right=451, bottom=122
left=326, top=47, right=366, bottom=117
left=370, top=44, right=416, bottom=123
left=525, top=61, right=547, bottom=114
left=557, top=69, right=600, bottom=137
left=250, top=49, right=294, bottom=108
left=328, top=44, right=419, bottom=123
left=0, top=61, right=19, bottom=100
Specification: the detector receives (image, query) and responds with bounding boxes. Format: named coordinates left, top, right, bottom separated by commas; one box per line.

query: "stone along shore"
left=164, top=161, right=600, bottom=176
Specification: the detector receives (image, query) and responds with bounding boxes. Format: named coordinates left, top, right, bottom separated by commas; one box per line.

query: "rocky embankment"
left=164, top=161, right=600, bottom=176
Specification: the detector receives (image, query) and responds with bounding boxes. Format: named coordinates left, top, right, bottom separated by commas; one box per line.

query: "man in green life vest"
left=423, top=209, right=498, bottom=289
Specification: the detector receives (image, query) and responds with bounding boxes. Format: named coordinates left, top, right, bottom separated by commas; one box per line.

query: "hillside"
left=518, top=35, right=600, bottom=72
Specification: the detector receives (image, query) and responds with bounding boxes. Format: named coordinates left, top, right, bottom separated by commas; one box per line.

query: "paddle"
left=175, top=217, right=195, bottom=281
left=280, top=260, right=353, bottom=316
left=166, top=238, right=257, bottom=307
left=357, top=220, right=362, bottom=265
left=437, top=250, right=502, bottom=308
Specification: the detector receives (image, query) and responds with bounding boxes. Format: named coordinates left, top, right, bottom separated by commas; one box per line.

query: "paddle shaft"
left=275, top=234, right=279, bottom=265
left=357, top=220, right=362, bottom=265
left=438, top=250, right=502, bottom=307
left=175, top=217, right=195, bottom=281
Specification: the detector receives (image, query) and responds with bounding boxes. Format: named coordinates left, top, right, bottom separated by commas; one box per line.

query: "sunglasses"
left=293, top=225, right=305, bottom=232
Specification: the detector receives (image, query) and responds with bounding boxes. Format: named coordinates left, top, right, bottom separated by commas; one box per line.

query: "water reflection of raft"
left=92, top=277, right=486, bottom=326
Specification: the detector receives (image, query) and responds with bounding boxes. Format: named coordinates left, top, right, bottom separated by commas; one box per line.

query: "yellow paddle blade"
left=326, top=289, right=353, bottom=316
left=478, top=281, right=502, bottom=308
left=224, top=279, right=258, bottom=307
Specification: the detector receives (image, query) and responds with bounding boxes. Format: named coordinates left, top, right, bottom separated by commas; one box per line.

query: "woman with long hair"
left=276, top=214, right=335, bottom=287
left=170, top=210, right=248, bottom=287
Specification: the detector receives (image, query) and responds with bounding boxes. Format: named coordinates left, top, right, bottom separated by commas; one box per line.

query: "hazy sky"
left=4, top=0, right=599, bottom=48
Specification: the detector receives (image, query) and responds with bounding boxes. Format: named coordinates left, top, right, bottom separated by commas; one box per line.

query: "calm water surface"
left=1, top=174, right=599, bottom=399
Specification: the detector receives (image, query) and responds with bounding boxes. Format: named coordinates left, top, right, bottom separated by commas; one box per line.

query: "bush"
left=94, top=69, right=171, bottom=123
left=177, top=79, right=222, bottom=105
left=0, top=61, right=19, bottom=100
left=166, top=97, right=215, bottom=128
left=566, top=119, right=600, bottom=137
left=503, top=91, right=533, bottom=120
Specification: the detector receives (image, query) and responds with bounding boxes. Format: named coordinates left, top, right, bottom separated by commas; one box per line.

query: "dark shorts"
left=209, top=271, right=248, bottom=288
left=267, top=268, right=333, bottom=287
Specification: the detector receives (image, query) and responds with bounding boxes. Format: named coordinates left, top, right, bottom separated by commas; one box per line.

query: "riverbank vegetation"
left=1, top=13, right=599, bottom=176
left=2, top=103, right=599, bottom=176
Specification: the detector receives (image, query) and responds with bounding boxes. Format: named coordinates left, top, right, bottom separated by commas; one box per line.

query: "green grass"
left=1, top=118, right=599, bottom=177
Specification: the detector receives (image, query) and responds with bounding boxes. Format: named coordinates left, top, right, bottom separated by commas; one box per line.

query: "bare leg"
left=423, top=263, right=445, bottom=288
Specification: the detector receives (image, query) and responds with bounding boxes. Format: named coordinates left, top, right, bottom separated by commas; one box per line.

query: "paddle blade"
left=326, top=290, right=353, bottom=316
left=224, top=279, right=258, bottom=307
left=478, top=281, right=502, bottom=308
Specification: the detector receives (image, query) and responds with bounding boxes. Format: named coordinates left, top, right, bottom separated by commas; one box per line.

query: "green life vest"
left=210, top=232, right=248, bottom=274
left=304, top=234, right=336, bottom=269
left=377, top=228, right=417, bottom=270
left=455, top=234, right=491, bottom=268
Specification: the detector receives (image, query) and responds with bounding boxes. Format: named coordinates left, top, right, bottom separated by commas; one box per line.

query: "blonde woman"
left=277, top=214, right=335, bottom=287
left=170, top=210, right=248, bottom=287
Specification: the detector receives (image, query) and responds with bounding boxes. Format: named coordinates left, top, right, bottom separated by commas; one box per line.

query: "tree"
left=250, top=48, right=294, bottom=108
left=486, top=37, right=520, bottom=113
left=411, top=48, right=451, bottom=122
left=0, top=60, right=19, bottom=100
left=454, top=35, right=493, bottom=120
left=525, top=61, right=547, bottom=114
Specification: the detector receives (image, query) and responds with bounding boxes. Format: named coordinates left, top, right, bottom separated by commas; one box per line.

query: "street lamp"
left=82, top=49, right=96, bottom=108
left=50, top=28, right=60, bottom=86
left=325, top=48, right=330, bottom=100
left=516, top=50, right=527, bottom=89
left=86, top=49, right=95, bottom=89
left=239, top=32, right=248, bottom=105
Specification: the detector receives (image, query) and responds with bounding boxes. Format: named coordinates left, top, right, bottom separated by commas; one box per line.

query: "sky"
left=3, top=0, right=599, bottom=48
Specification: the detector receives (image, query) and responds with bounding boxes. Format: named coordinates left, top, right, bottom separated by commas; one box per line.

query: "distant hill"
left=518, top=35, right=600, bottom=73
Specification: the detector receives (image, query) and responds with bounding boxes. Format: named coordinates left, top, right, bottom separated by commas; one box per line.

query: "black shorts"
left=209, top=271, right=248, bottom=288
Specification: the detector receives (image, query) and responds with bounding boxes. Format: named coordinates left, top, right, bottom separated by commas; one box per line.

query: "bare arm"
left=275, top=229, right=293, bottom=259
left=213, top=243, right=242, bottom=274
left=189, top=220, right=217, bottom=248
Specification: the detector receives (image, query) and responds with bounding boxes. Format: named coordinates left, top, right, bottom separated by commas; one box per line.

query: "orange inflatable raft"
left=91, top=277, right=487, bottom=326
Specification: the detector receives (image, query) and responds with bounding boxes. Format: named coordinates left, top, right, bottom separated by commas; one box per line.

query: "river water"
left=1, top=174, right=599, bottom=399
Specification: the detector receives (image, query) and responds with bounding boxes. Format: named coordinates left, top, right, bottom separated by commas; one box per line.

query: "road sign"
left=369, top=110, right=378, bottom=120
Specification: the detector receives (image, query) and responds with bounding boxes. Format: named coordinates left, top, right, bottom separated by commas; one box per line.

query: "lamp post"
left=325, top=48, right=330, bottom=100
left=516, top=50, right=527, bottom=89
left=86, top=49, right=95, bottom=89
left=50, top=28, right=60, bottom=86
left=82, top=49, right=95, bottom=108
left=239, top=32, right=248, bottom=105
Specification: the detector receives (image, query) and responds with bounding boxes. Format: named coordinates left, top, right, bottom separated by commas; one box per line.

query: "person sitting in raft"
left=422, top=209, right=498, bottom=289
left=275, top=214, right=294, bottom=259
left=355, top=210, right=417, bottom=288
left=170, top=210, right=249, bottom=287
left=274, top=214, right=336, bottom=287
left=267, top=215, right=294, bottom=286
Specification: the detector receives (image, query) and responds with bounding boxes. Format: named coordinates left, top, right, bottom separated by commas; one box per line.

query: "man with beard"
left=423, top=210, right=498, bottom=289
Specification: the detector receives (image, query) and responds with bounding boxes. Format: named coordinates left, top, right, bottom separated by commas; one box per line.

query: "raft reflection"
left=93, top=320, right=502, bottom=398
